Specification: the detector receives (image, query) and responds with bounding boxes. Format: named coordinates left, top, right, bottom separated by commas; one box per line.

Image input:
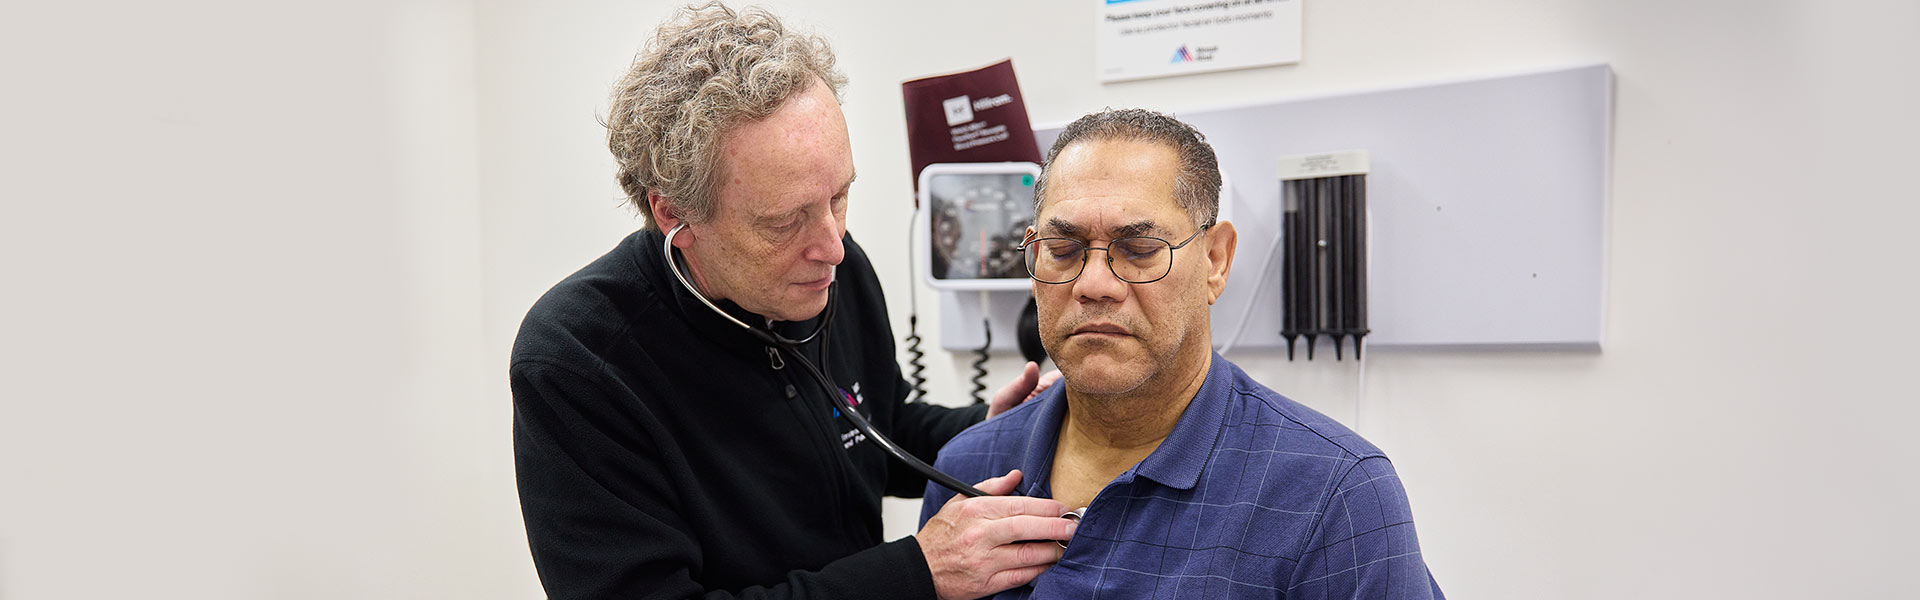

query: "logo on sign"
left=942, top=96, right=974, bottom=126
left=1171, top=44, right=1218, bottom=64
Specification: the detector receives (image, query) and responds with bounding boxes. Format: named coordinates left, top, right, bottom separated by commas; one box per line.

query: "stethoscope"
left=664, top=223, right=989, bottom=499
left=664, top=223, right=1090, bottom=544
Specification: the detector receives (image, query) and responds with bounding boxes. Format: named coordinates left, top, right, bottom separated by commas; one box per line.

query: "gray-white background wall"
left=5, top=1, right=1916, bottom=598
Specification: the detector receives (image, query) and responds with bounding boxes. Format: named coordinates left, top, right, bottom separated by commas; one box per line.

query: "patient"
left=921, top=109, right=1444, bottom=599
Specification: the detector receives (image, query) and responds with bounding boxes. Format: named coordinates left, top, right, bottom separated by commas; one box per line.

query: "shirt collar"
left=1132, top=353, right=1232, bottom=490
left=1013, top=353, right=1233, bottom=495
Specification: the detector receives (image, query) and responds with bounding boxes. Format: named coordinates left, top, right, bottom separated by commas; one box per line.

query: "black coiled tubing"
left=969, top=317, right=991, bottom=404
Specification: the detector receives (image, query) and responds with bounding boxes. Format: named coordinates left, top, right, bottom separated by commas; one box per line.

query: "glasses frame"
left=1017, top=224, right=1212, bottom=285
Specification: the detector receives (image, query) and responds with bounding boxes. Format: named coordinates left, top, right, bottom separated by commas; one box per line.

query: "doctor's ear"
left=648, top=192, right=695, bottom=247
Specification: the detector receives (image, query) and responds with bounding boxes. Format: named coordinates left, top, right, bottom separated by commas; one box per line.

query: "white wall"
left=1, top=1, right=537, bottom=598
left=473, top=1, right=1920, bottom=599
left=5, top=0, right=1916, bottom=598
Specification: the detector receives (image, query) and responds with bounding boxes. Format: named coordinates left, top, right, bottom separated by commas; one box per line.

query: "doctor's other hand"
left=987, top=362, right=1063, bottom=419
left=919, top=470, right=1074, bottom=600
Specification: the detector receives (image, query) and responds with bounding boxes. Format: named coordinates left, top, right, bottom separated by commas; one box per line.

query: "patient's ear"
left=1204, top=220, right=1237, bottom=305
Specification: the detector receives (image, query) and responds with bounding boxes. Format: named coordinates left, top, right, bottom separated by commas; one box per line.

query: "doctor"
left=509, top=3, right=1074, bottom=600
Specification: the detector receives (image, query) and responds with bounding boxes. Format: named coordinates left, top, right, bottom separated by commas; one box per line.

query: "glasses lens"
left=1110, top=237, right=1173, bottom=282
left=1025, top=238, right=1085, bottom=283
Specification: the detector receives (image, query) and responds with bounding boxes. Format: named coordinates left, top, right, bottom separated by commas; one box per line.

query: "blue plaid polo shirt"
left=921, top=354, right=1444, bottom=599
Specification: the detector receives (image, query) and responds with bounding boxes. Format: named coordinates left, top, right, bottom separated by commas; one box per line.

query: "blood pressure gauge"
left=916, top=162, right=1040, bottom=291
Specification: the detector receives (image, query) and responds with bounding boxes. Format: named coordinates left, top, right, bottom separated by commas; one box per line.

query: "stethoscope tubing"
left=664, top=224, right=987, bottom=498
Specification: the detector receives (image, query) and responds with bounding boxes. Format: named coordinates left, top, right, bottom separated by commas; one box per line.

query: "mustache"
left=1051, top=310, right=1138, bottom=338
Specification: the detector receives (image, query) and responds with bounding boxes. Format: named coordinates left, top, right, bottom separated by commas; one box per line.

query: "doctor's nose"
left=802, top=212, right=845, bottom=266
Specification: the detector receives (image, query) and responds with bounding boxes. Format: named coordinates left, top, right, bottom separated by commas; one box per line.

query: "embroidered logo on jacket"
left=835, top=382, right=868, bottom=449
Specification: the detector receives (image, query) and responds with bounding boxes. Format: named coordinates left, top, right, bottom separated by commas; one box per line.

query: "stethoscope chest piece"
left=1058, top=507, right=1087, bottom=549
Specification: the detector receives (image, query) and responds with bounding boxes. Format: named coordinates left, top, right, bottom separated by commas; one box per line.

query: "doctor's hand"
left=918, top=470, right=1074, bottom=600
left=987, top=362, right=1062, bottom=419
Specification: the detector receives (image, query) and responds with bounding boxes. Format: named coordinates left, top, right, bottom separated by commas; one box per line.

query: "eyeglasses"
left=1017, top=224, right=1211, bottom=284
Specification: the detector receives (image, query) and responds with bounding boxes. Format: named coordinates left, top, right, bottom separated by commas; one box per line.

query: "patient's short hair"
left=1034, top=108, right=1222, bottom=228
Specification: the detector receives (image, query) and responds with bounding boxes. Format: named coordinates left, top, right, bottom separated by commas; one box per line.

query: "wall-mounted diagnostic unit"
left=928, top=65, right=1611, bottom=354
left=916, top=162, right=1040, bottom=291
left=1279, top=151, right=1371, bottom=360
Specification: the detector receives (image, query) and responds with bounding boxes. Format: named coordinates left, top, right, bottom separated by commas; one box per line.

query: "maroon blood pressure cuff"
left=901, top=59, right=1042, bottom=202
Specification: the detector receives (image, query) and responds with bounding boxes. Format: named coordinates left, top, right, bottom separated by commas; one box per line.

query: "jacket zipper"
left=771, top=342, right=853, bottom=525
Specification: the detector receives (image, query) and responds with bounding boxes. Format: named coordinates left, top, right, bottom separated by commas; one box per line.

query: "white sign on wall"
left=1095, top=0, right=1302, bottom=83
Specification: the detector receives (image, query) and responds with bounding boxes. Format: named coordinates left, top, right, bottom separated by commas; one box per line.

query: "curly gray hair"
left=1034, top=108, right=1222, bottom=228
left=606, top=1, right=846, bottom=227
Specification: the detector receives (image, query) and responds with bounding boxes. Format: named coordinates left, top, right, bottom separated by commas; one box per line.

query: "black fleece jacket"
left=511, top=228, right=986, bottom=599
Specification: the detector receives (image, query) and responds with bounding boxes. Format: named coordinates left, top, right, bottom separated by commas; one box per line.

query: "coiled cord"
left=970, top=315, right=991, bottom=404
left=904, top=207, right=930, bottom=402
left=904, top=314, right=929, bottom=401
